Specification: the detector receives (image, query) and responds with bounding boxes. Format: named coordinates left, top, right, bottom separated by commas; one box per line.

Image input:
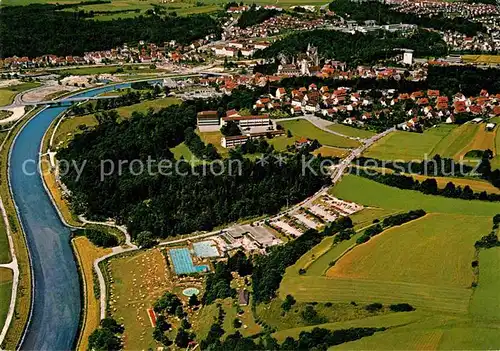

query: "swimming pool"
left=169, top=248, right=210, bottom=275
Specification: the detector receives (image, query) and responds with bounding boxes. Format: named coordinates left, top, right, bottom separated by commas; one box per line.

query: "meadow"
left=329, top=175, right=500, bottom=217
left=0, top=268, right=13, bottom=331
left=469, top=247, right=500, bottom=320
left=312, top=146, right=349, bottom=158
left=0, top=215, right=11, bottom=263
left=462, top=54, right=500, bottom=65
left=363, top=125, right=456, bottom=161
left=0, top=82, right=40, bottom=107
left=327, top=124, right=376, bottom=139
left=171, top=142, right=197, bottom=162
left=278, top=119, right=360, bottom=148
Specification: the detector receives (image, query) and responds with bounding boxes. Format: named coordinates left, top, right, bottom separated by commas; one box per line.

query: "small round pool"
left=182, top=287, right=200, bottom=297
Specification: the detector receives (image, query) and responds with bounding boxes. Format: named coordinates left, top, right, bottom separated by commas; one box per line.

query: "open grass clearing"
left=197, top=130, right=228, bottom=157
left=0, top=268, right=13, bottom=332
left=329, top=175, right=500, bottom=217
left=278, top=119, right=360, bottom=148
left=326, top=213, right=489, bottom=288
left=0, top=208, right=11, bottom=263
left=108, top=249, right=170, bottom=350
left=73, top=236, right=112, bottom=351
left=327, top=124, right=376, bottom=139
left=0, top=82, right=40, bottom=107
left=193, top=297, right=261, bottom=340
left=113, top=97, right=181, bottom=119
left=52, top=115, right=98, bottom=150
left=364, top=125, right=456, bottom=161
left=171, top=142, right=197, bottom=162
left=267, top=134, right=296, bottom=152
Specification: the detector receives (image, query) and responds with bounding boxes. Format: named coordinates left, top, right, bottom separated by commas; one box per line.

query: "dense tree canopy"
left=237, top=7, right=280, bottom=28
left=255, top=29, right=447, bottom=66
left=329, top=0, right=485, bottom=36
left=0, top=4, right=220, bottom=57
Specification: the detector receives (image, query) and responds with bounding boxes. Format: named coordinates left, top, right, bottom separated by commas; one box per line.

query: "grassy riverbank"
left=0, top=108, right=40, bottom=349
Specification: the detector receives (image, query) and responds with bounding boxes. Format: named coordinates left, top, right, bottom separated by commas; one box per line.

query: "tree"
left=188, top=294, right=200, bottom=306
left=220, top=121, right=242, bottom=137
left=175, top=305, right=185, bottom=318
left=100, top=317, right=124, bottom=334
left=88, top=328, right=121, bottom=351
left=181, top=319, right=192, bottom=330
left=301, top=305, right=318, bottom=323
left=281, top=294, right=296, bottom=312
left=175, top=328, right=192, bottom=348
left=154, top=292, right=182, bottom=315
left=136, top=231, right=157, bottom=248
left=233, top=318, right=242, bottom=328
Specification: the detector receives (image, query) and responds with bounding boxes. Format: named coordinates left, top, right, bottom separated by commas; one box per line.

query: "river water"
left=10, top=83, right=132, bottom=350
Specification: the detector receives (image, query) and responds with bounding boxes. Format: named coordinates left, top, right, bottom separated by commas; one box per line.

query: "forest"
left=237, top=7, right=280, bottom=28
left=329, top=0, right=485, bottom=36
left=254, top=29, right=447, bottom=66
left=0, top=4, right=220, bottom=57
left=58, top=101, right=329, bottom=239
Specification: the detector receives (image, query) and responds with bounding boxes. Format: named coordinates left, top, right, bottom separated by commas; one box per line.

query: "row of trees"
left=0, top=4, right=220, bottom=57
left=200, top=327, right=383, bottom=350
left=184, top=127, right=220, bottom=160
left=255, top=29, right=447, bottom=67
left=353, top=167, right=500, bottom=202
left=357, top=209, right=426, bottom=244
left=80, top=228, right=118, bottom=247
left=253, top=217, right=354, bottom=303
left=329, top=0, right=485, bottom=36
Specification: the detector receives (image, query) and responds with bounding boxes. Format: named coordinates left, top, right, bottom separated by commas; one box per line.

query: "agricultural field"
left=363, top=125, right=456, bottom=161
left=431, top=123, right=480, bottom=159
left=72, top=237, right=112, bottom=351
left=274, top=172, right=500, bottom=349
left=0, top=268, right=13, bottom=330
left=462, top=54, right=500, bottom=65
left=469, top=247, right=500, bottom=320
left=329, top=175, right=500, bottom=217
left=112, top=97, right=181, bottom=119
left=327, top=124, right=377, bottom=139
left=326, top=213, right=488, bottom=288
left=278, top=119, right=360, bottom=148
left=312, top=146, right=349, bottom=158
left=0, top=82, right=40, bottom=107
left=107, top=249, right=171, bottom=350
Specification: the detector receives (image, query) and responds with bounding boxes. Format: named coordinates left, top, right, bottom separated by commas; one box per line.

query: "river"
left=10, top=82, right=134, bottom=350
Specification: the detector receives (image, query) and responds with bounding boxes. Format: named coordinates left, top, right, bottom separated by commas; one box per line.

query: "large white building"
left=222, top=114, right=270, bottom=128
left=197, top=111, right=220, bottom=126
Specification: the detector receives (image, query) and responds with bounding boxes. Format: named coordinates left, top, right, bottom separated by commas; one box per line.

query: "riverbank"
left=0, top=108, right=41, bottom=349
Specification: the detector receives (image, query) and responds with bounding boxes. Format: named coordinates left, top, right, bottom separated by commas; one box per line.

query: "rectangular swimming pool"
left=169, top=248, right=210, bottom=275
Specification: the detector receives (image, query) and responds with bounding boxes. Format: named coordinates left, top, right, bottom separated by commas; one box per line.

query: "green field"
left=0, top=82, right=40, bottom=107
left=327, top=124, right=376, bottom=139
left=431, top=123, right=480, bottom=159
left=274, top=173, right=500, bottom=349
left=329, top=175, right=500, bottom=217
left=363, top=125, right=456, bottom=161
left=278, top=119, right=360, bottom=148
left=469, top=247, right=500, bottom=320
left=111, top=97, right=181, bottom=118
left=0, top=268, right=13, bottom=331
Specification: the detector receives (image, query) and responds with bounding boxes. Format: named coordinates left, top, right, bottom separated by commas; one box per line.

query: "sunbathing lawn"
left=108, top=249, right=171, bottom=350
